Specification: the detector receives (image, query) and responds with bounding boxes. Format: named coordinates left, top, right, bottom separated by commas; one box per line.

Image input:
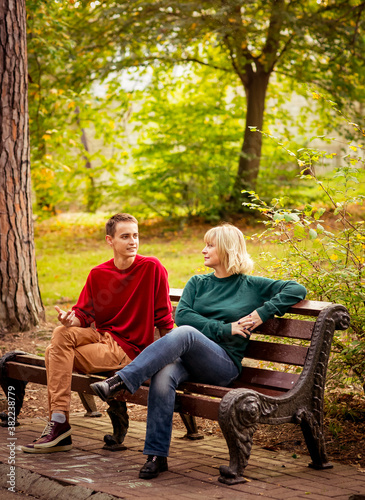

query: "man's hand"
left=54, top=306, right=81, bottom=328
left=231, top=310, right=263, bottom=338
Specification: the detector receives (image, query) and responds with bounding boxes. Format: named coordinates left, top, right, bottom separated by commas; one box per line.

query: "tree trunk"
left=0, top=0, right=45, bottom=333
left=230, top=71, right=270, bottom=210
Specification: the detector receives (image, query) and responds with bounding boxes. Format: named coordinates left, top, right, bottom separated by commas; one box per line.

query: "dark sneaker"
left=139, top=455, right=168, bottom=479
left=21, top=435, right=72, bottom=454
left=21, top=419, right=72, bottom=450
left=90, top=375, right=126, bottom=402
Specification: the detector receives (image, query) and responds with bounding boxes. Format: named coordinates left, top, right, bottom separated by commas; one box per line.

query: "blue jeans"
left=116, top=325, right=239, bottom=457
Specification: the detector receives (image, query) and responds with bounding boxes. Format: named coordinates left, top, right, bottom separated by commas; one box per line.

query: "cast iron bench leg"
left=218, top=389, right=278, bottom=485
left=179, top=413, right=204, bottom=440
left=295, top=409, right=333, bottom=470
left=103, top=399, right=129, bottom=451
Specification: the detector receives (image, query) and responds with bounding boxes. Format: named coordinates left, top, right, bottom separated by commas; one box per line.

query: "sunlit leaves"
left=243, top=106, right=365, bottom=388
left=27, top=0, right=129, bottom=215
left=127, top=64, right=245, bottom=218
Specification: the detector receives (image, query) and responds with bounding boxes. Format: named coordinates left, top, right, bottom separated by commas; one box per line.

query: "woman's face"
left=202, top=239, right=221, bottom=269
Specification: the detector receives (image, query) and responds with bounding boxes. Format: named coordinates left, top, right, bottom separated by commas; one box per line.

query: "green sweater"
left=175, top=273, right=307, bottom=372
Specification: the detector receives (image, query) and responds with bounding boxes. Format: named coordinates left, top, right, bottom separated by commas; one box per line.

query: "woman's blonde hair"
left=204, top=223, right=254, bottom=275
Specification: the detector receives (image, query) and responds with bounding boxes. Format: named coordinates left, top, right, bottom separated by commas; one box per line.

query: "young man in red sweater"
left=21, top=213, right=174, bottom=454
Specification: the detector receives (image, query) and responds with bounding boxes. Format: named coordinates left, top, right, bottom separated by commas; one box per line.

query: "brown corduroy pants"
left=45, top=325, right=131, bottom=418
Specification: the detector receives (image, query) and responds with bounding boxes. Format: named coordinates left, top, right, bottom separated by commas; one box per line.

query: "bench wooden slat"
left=177, top=383, right=288, bottom=401
left=169, top=288, right=184, bottom=302
left=6, top=362, right=48, bottom=385
left=178, top=382, right=231, bottom=399
left=255, top=317, right=314, bottom=340
left=178, top=367, right=298, bottom=397
left=5, top=361, right=104, bottom=395
left=176, top=392, right=220, bottom=420
left=123, top=384, right=288, bottom=421
left=177, top=385, right=288, bottom=401
left=5, top=360, right=293, bottom=407
left=234, top=366, right=300, bottom=391
left=119, top=385, right=221, bottom=420
left=287, top=299, right=332, bottom=316
left=13, top=354, right=46, bottom=367
left=177, top=386, right=288, bottom=418
left=170, top=288, right=332, bottom=317
left=245, top=340, right=308, bottom=366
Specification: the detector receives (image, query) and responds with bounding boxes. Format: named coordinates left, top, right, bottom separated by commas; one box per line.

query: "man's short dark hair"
left=106, top=213, right=138, bottom=237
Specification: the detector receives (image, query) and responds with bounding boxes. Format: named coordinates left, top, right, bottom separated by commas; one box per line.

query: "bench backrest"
left=169, top=288, right=332, bottom=397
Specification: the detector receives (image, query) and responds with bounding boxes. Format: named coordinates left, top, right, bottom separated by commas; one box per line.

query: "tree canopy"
left=96, top=0, right=365, bottom=207
left=26, top=0, right=365, bottom=217
left=27, top=0, right=128, bottom=215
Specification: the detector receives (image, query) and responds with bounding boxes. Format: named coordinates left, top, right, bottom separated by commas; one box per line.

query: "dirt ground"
left=1, top=324, right=364, bottom=472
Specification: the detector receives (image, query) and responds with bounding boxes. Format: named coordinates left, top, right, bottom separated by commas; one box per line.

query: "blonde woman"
left=91, top=223, right=306, bottom=480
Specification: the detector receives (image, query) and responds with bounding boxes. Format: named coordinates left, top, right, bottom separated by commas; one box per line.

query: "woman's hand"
left=231, top=310, right=263, bottom=338
left=54, top=306, right=81, bottom=328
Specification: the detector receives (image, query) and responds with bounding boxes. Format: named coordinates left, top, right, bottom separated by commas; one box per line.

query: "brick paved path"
left=1, top=414, right=365, bottom=499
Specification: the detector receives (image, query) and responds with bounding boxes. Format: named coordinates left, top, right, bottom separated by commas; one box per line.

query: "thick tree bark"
left=238, top=73, right=270, bottom=189
left=0, top=0, right=45, bottom=333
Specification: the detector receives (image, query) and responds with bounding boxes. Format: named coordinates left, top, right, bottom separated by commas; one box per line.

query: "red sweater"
left=72, top=255, right=174, bottom=360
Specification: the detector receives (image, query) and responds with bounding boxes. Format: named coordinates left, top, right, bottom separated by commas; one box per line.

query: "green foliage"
left=25, top=0, right=365, bottom=220
left=98, top=0, right=365, bottom=197
left=26, top=1, right=365, bottom=217
left=30, top=88, right=129, bottom=216
left=254, top=78, right=365, bottom=204
left=124, top=65, right=245, bottom=219
left=244, top=97, right=365, bottom=389
left=27, top=0, right=129, bottom=216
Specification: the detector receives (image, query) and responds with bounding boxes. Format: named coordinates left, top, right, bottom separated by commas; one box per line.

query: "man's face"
left=106, top=221, right=139, bottom=260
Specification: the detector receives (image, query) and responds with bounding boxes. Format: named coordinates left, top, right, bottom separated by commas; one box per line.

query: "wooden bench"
left=0, top=288, right=350, bottom=485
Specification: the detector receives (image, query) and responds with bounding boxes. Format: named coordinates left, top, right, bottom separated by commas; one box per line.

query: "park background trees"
left=104, top=0, right=365, bottom=208
left=25, top=0, right=365, bottom=219
left=26, top=0, right=129, bottom=216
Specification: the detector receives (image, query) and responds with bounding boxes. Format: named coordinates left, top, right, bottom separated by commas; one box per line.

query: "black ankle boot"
left=139, top=455, right=168, bottom=479
left=90, top=375, right=126, bottom=402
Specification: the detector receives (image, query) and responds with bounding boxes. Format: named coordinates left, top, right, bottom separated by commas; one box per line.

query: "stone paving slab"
left=0, top=414, right=365, bottom=499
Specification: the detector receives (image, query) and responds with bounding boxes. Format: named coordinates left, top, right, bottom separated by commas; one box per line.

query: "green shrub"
left=244, top=102, right=365, bottom=390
